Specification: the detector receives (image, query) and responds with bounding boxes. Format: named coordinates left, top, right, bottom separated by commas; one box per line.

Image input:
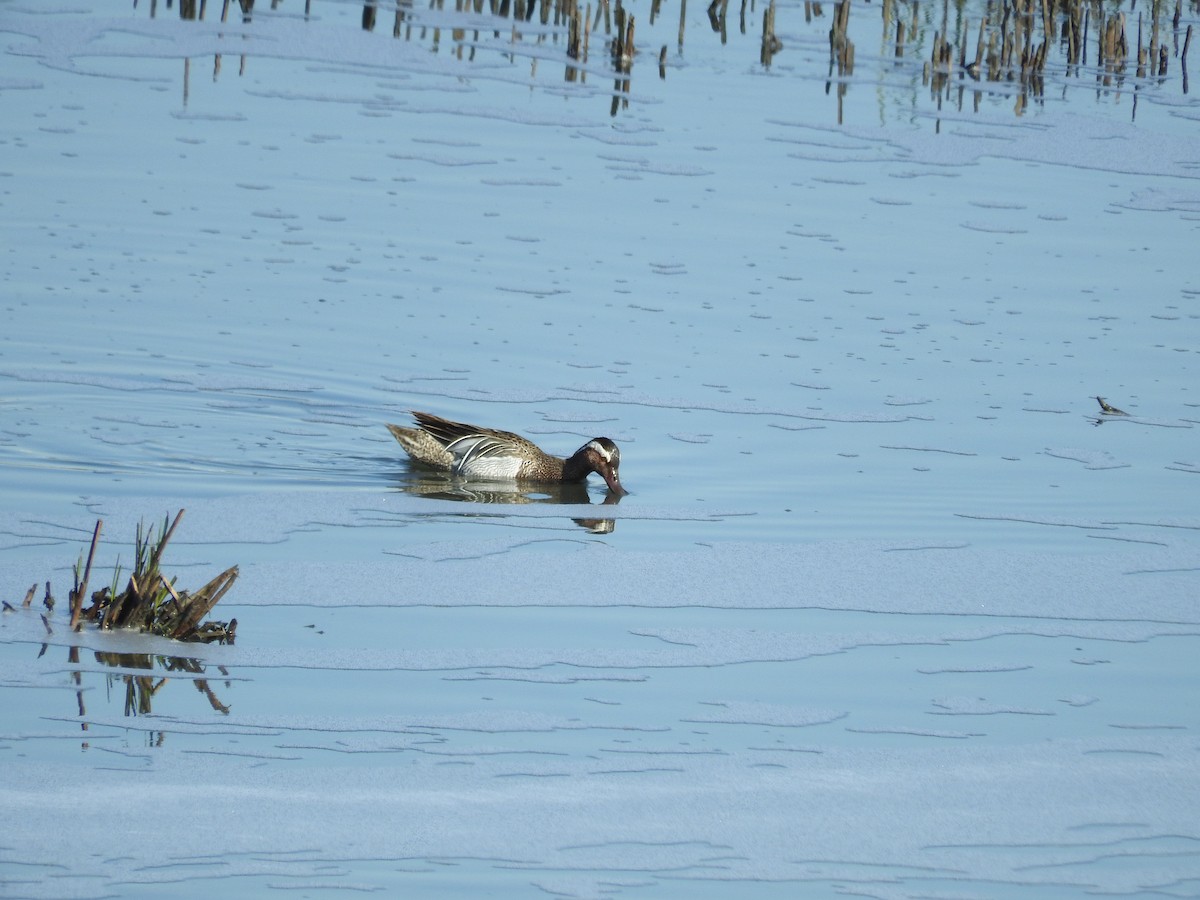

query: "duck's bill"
left=602, top=470, right=628, bottom=496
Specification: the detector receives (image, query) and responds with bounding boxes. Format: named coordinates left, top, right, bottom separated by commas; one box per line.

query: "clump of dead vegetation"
left=12, top=509, right=238, bottom=644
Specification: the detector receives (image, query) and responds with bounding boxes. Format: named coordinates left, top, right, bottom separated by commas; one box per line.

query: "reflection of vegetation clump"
left=66, top=510, right=238, bottom=643
left=94, top=651, right=232, bottom=716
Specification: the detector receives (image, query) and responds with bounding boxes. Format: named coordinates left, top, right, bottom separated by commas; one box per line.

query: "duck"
left=386, top=411, right=627, bottom=495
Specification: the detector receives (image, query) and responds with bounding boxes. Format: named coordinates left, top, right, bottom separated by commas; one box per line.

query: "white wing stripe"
left=447, top=436, right=524, bottom=479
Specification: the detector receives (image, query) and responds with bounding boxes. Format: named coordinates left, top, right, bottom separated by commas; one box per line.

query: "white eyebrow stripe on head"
left=586, top=440, right=617, bottom=462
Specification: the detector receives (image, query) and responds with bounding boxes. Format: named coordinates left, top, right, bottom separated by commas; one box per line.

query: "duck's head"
left=580, top=438, right=626, bottom=495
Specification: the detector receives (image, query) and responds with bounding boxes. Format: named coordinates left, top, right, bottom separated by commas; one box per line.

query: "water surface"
left=1, top=0, right=1198, bottom=896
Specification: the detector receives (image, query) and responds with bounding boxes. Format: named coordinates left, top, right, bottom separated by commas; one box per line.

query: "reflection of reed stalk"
left=566, top=1, right=586, bottom=79
left=761, top=0, right=782, bottom=67
left=608, top=1, right=635, bottom=114
left=91, top=650, right=232, bottom=716
left=896, top=0, right=1161, bottom=106
left=1184, top=25, right=1194, bottom=93
left=611, top=1, right=635, bottom=72
left=829, top=0, right=854, bottom=75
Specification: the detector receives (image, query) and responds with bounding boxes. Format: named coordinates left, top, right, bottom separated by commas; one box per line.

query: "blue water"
left=1, top=1, right=1199, bottom=897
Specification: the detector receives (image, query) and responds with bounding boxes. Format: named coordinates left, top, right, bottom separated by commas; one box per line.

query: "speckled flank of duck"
left=387, top=411, right=627, bottom=495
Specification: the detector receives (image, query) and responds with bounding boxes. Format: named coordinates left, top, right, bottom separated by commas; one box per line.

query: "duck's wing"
left=409, top=411, right=556, bottom=479
left=410, top=411, right=520, bottom=444
left=446, top=434, right=528, bottom=479
left=412, top=411, right=543, bottom=452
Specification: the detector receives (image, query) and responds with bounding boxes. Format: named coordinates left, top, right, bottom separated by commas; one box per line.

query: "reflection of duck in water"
left=1095, top=396, right=1128, bottom=416
left=386, top=411, right=627, bottom=495
left=403, top=479, right=595, bottom=505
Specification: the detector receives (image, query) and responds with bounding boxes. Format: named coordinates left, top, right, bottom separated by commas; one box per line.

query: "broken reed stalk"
left=150, top=508, right=184, bottom=572
left=159, top=573, right=183, bottom=605
left=168, top=567, right=239, bottom=639
left=70, top=520, right=103, bottom=631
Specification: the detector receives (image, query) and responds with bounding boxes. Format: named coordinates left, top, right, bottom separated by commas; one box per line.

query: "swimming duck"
left=1095, top=396, right=1128, bottom=416
left=387, top=411, right=627, bottom=495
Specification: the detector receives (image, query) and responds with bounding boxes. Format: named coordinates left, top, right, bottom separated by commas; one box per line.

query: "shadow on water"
left=143, top=0, right=1198, bottom=120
